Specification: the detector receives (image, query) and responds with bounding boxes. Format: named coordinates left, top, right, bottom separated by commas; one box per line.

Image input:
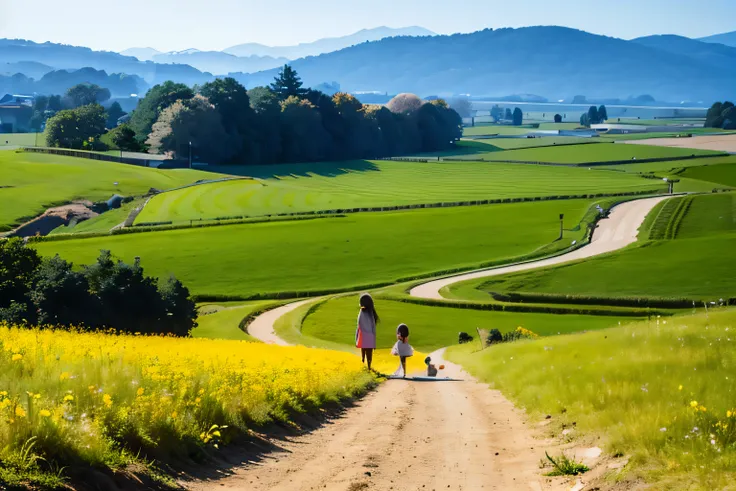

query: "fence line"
left=21, top=147, right=190, bottom=169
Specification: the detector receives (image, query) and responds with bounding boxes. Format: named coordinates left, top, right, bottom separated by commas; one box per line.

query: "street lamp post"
left=559, top=213, right=564, bottom=240
left=188, top=141, right=192, bottom=169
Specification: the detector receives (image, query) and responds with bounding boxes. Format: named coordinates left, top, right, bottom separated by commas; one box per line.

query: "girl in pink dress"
left=356, top=293, right=379, bottom=370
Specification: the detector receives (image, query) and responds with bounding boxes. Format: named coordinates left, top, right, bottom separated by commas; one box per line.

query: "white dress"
left=391, top=339, right=414, bottom=357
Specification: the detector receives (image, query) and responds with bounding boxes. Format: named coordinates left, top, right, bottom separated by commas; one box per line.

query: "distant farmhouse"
left=0, top=94, right=33, bottom=133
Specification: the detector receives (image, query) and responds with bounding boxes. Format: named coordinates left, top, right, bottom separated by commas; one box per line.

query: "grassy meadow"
left=680, top=163, right=736, bottom=188
left=489, top=143, right=719, bottom=164
left=0, top=324, right=375, bottom=487
left=35, top=199, right=596, bottom=298
left=0, top=133, right=39, bottom=147
left=301, top=295, right=639, bottom=352
left=192, top=301, right=282, bottom=340
left=0, top=151, right=226, bottom=231
left=135, top=158, right=660, bottom=224
left=446, top=309, right=736, bottom=489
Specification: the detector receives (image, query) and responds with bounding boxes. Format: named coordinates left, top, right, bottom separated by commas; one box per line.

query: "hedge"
left=486, top=291, right=697, bottom=309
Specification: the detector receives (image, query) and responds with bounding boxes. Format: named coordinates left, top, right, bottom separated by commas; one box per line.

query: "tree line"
left=42, top=65, right=463, bottom=164
left=0, top=239, right=196, bottom=336
left=705, top=101, right=736, bottom=129
left=579, top=105, right=608, bottom=127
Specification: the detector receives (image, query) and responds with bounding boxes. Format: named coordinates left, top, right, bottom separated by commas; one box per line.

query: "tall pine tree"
left=270, top=65, right=307, bottom=100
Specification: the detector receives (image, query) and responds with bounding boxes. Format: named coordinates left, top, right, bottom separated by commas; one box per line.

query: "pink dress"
left=355, top=310, right=377, bottom=349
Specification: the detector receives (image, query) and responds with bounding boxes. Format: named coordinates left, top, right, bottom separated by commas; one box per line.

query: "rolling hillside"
left=238, top=26, right=736, bottom=100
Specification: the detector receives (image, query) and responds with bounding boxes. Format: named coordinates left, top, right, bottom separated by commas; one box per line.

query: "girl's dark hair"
left=359, top=293, right=379, bottom=323
left=397, top=323, right=409, bottom=338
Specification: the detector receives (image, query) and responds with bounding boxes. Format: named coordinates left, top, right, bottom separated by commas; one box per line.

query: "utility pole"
left=559, top=213, right=564, bottom=240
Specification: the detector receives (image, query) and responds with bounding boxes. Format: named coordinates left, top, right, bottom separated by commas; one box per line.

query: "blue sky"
left=2, top=0, right=735, bottom=52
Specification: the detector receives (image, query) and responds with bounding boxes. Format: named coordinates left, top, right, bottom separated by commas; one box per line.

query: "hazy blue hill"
left=0, top=39, right=213, bottom=87
left=150, top=50, right=288, bottom=75
left=238, top=26, right=734, bottom=101
left=224, top=26, right=435, bottom=59
left=0, top=67, right=147, bottom=98
left=698, top=30, right=736, bottom=48
left=633, top=35, right=736, bottom=68
left=120, top=47, right=162, bottom=61
left=0, top=61, right=54, bottom=79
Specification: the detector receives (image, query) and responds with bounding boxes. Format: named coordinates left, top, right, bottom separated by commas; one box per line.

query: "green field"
left=135, top=159, right=662, bottom=224
left=676, top=193, right=736, bottom=239
left=302, top=295, right=639, bottom=352
left=0, top=151, right=227, bottom=231
left=35, top=200, right=596, bottom=298
left=459, top=232, right=735, bottom=301
left=50, top=200, right=141, bottom=235
left=599, top=155, right=736, bottom=174
left=680, top=163, right=736, bottom=188
left=192, top=301, right=279, bottom=340
left=456, top=137, right=599, bottom=151
left=446, top=309, right=736, bottom=488
left=0, top=133, right=39, bottom=147
left=489, top=143, right=719, bottom=164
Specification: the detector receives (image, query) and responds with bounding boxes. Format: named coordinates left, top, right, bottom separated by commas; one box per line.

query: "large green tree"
left=270, top=65, right=307, bottom=100
left=105, top=101, right=126, bottom=128
left=512, top=107, right=523, bottom=126
left=587, top=106, right=600, bottom=125
left=279, top=96, right=330, bottom=162
left=146, top=95, right=235, bottom=164
left=44, top=104, right=107, bottom=149
left=248, top=86, right=282, bottom=164
left=597, top=105, right=608, bottom=122
left=106, top=123, right=142, bottom=152
left=199, top=77, right=256, bottom=162
left=129, top=81, right=194, bottom=141
left=65, top=83, right=111, bottom=108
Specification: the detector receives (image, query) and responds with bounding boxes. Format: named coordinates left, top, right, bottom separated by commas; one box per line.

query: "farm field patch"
left=302, top=295, right=638, bottom=352
left=446, top=309, right=736, bottom=488
left=0, top=151, right=227, bottom=231
left=36, top=200, right=596, bottom=298
left=136, top=159, right=662, bottom=224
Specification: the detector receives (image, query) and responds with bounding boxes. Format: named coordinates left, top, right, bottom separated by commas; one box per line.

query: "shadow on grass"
left=197, top=160, right=382, bottom=180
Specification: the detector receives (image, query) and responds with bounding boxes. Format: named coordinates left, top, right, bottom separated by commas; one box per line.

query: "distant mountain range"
left=2, top=26, right=736, bottom=103
left=223, top=26, right=436, bottom=59
left=698, top=30, right=736, bottom=48
left=236, top=26, right=736, bottom=101
left=118, top=27, right=434, bottom=75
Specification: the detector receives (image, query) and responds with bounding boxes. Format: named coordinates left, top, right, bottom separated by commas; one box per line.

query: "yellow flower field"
left=0, top=323, right=375, bottom=486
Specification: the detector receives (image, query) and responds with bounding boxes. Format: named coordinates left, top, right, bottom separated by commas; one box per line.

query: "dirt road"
left=409, top=195, right=668, bottom=300
left=618, top=133, right=736, bottom=154
left=188, top=348, right=556, bottom=491
left=187, top=197, right=666, bottom=490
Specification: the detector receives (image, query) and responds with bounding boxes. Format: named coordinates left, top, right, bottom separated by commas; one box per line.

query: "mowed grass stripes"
left=136, top=159, right=662, bottom=224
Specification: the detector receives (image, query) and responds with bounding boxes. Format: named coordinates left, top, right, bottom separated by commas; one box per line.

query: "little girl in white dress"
left=391, top=323, right=414, bottom=378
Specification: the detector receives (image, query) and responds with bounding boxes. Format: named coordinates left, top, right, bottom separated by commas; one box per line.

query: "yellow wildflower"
left=102, top=394, right=113, bottom=407
left=690, top=401, right=698, bottom=408
left=11, top=353, right=22, bottom=361
left=39, top=409, right=52, bottom=417
left=136, top=387, right=145, bottom=397
left=59, top=372, right=71, bottom=381
left=728, top=411, right=732, bottom=418
left=171, top=411, right=178, bottom=419
left=0, top=391, right=7, bottom=397
left=15, top=406, right=26, bottom=418
left=63, top=395, right=74, bottom=403
left=678, top=385, right=683, bottom=391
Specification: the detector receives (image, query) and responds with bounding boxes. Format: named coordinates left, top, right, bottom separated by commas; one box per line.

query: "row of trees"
left=705, top=101, right=736, bottom=129
left=579, top=105, right=608, bottom=127
left=0, top=239, right=196, bottom=336
left=136, top=66, right=463, bottom=164
left=42, top=66, right=463, bottom=163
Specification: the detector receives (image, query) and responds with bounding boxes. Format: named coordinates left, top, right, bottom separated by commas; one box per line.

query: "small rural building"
left=0, top=94, right=33, bottom=133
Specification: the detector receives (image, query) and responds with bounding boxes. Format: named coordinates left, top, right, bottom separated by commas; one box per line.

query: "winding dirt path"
left=409, top=195, right=668, bottom=300
left=188, top=196, right=667, bottom=490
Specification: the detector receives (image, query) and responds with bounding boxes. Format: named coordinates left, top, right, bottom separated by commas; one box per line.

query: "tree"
left=248, top=86, right=282, bottom=164
left=129, top=81, right=194, bottom=141
left=106, top=124, right=142, bottom=152
left=554, top=114, right=562, bottom=123
left=270, top=65, right=307, bottom=100
left=587, top=106, right=600, bottom=125
left=199, top=77, right=256, bottom=162
left=0, top=238, right=41, bottom=315
left=597, top=105, right=608, bottom=122
left=44, top=104, right=107, bottom=149
left=490, top=105, right=503, bottom=121
left=279, top=96, right=331, bottom=162
left=48, top=95, right=63, bottom=112
left=705, top=102, right=724, bottom=128
left=504, top=108, right=513, bottom=120
left=580, top=113, right=591, bottom=127
left=386, top=93, right=424, bottom=115
left=448, top=97, right=472, bottom=119
left=572, top=95, right=587, bottom=104
left=105, top=101, right=126, bottom=128
left=146, top=95, right=235, bottom=164
left=512, top=107, right=523, bottom=126
left=65, top=83, right=111, bottom=108
left=159, top=276, right=197, bottom=337
left=33, top=95, right=49, bottom=113
left=30, top=255, right=99, bottom=327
